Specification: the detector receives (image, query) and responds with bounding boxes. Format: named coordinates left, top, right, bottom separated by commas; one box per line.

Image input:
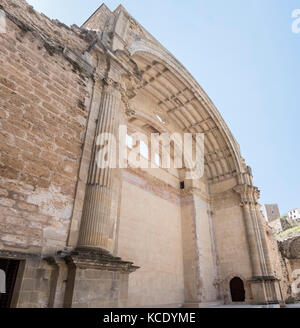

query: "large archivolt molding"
left=125, top=38, right=244, bottom=182
left=83, top=4, right=248, bottom=183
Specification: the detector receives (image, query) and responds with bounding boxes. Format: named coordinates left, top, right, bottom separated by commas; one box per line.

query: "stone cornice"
left=0, top=249, right=41, bottom=260
left=59, top=248, right=139, bottom=273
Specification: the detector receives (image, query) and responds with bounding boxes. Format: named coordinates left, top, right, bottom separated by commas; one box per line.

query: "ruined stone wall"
left=0, top=0, right=94, bottom=52
left=0, top=0, right=290, bottom=308
left=0, top=0, right=100, bottom=308
left=0, top=0, right=94, bottom=255
left=82, top=4, right=112, bottom=32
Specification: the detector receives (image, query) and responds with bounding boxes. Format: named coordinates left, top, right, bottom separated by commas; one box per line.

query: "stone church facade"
left=0, top=0, right=296, bottom=308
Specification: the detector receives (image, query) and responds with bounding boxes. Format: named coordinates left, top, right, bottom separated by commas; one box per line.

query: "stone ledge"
left=248, top=276, right=279, bottom=282
left=58, top=248, right=139, bottom=273
left=0, top=249, right=40, bottom=260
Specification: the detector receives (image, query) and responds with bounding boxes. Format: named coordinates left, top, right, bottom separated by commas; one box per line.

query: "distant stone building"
left=289, top=209, right=300, bottom=221
left=264, top=204, right=282, bottom=234
left=0, top=0, right=295, bottom=308
left=264, top=204, right=281, bottom=223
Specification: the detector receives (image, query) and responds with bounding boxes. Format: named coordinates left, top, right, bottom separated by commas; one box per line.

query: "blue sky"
left=26, top=0, right=300, bottom=215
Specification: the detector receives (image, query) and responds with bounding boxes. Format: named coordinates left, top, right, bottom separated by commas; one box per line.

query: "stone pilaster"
left=242, top=203, right=263, bottom=277
left=181, top=188, right=220, bottom=307
left=254, top=205, right=274, bottom=276
left=234, top=184, right=265, bottom=275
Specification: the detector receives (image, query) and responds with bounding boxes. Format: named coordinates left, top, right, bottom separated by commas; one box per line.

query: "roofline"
left=81, top=3, right=112, bottom=28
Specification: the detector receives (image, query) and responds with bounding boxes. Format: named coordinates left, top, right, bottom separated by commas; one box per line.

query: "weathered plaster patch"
left=27, top=185, right=73, bottom=219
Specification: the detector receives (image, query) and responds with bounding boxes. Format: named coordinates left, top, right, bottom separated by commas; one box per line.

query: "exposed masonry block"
left=0, top=188, right=9, bottom=197
left=0, top=197, right=16, bottom=207
left=16, top=201, right=38, bottom=213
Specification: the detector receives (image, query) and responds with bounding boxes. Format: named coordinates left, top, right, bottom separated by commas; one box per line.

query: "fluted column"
left=254, top=205, right=274, bottom=276
left=235, top=183, right=282, bottom=303
left=234, top=184, right=264, bottom=277
left=77, top=80, right=121, bottom=252
left=241, top=202, right=263, bottom=277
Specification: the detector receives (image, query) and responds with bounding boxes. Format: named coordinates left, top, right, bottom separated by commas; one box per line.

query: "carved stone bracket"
left=125, top=109, right=136, bottom=117
left=233, top=184, right=260, bottom=207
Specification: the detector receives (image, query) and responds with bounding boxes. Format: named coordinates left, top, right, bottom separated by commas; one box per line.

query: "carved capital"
left=99, top=77, right=123, bottom=101
left=121, top=73, right=142, bottom=99
left=103, top=77, right=120, bottom=89
left=233, top=184, right=260, bottom=207
left=125, top=109, right=136, bottom=117
left=94, top=74, right=104, bottom=87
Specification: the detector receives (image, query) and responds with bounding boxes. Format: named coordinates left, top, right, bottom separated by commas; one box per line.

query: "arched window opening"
left=154, top=153, right=160, bottom=167
left=126, top=134, right=133, bottom=149
left=140, top=140, right=148, bottom=159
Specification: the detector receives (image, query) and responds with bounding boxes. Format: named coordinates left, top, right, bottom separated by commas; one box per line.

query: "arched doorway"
left=230, top=277, right=245, bottom=302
